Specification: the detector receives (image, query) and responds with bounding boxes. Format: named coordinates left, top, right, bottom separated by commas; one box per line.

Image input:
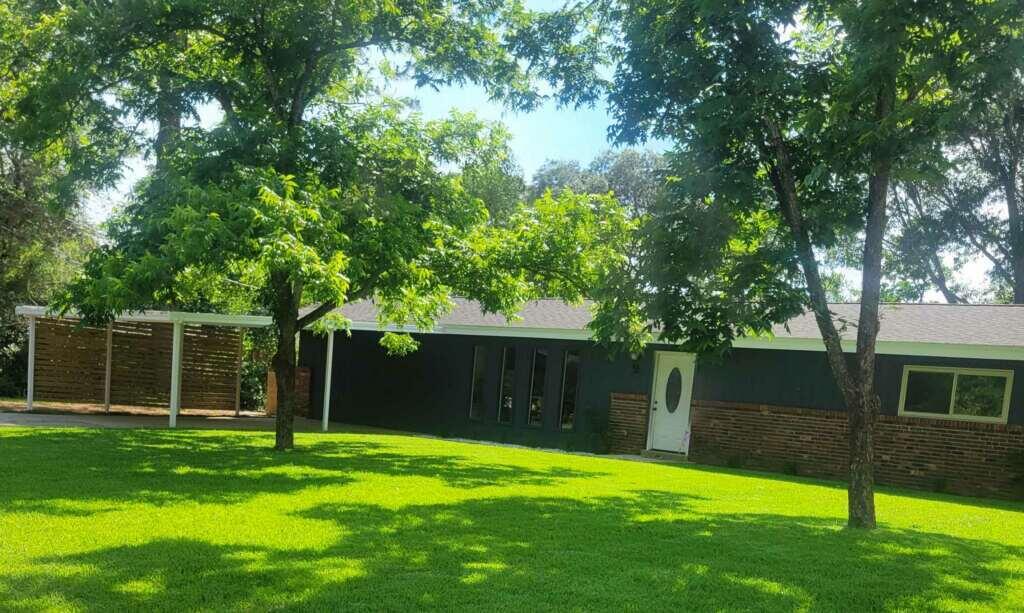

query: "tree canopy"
left=585, top=0, right=1024, bottom=528
left=527, top=148, right=666, bottom=215
left=883, top=74, right=1024, bottom=303
left=11, top=0, right=630, bottom=449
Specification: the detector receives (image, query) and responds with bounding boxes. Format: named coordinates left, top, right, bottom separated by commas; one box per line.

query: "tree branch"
left=297, top=301, right=336, bottom=329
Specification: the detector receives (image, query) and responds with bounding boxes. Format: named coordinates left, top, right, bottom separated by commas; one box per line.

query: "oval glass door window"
left=665, top=367, right=682, bottom=413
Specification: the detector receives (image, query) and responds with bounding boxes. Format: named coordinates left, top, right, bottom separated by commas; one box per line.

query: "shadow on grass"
left=671, top=460, right=1024, bottom=513
left=0, top=429, right=605, bottom=514
left=2, top=491, right=1021, bottom=611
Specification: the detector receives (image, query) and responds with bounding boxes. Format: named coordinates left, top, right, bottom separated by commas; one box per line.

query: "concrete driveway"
left=0, top=409, right=326, bottom=431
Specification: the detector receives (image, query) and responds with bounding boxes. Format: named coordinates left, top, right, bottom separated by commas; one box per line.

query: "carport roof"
left=15, top=305, right=273, bottom=328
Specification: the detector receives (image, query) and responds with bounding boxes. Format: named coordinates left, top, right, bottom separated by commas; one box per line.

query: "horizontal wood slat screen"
left=34, top=317, right=242, bottom=411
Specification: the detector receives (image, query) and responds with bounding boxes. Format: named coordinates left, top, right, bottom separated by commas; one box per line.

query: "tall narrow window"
left=469, top=346, right=486, bottom=420
left=497, top=347, right=516, bottom=424
left=528, top=349, right=548, bottom=427
left=559, top=350, right=581, bottom=430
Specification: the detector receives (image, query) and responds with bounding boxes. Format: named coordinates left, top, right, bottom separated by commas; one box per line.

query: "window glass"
left=665, top=367, right=682, bottom=413
left=528, top=349, right=548, bottom=426
left=469, top=346, right=486, bottom=420
left=953, top=374, right=1006, bottom=418
left=903, top=371, right=954, bottom=415
left=497, top=347, right=515, bottom=424
left=560, top=351, right=581, bottom=430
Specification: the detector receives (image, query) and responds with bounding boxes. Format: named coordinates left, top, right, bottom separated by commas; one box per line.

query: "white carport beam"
left=322, top=331, right=334, bottom=432
left=169, top=321, right=184, bottom=428
left=26, top=316, right=36, bottom=411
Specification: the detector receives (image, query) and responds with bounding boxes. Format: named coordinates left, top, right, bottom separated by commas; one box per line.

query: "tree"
left=884, top=75, right=1024, bottom=303
left=17, top=1, right=626, bottom=450
left=527, top=148, right=666, bottom=214
left=881, top=181, right=978, bottom=304
left=589, top=0, right=1022, bottom=528
left=0, top=1, right=104, bottom=396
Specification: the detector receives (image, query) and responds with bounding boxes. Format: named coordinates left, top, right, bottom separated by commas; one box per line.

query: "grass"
left=1, top=427, right=1023, bottom=612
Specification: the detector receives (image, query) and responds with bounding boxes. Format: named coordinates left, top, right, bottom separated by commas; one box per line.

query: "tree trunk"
left=1004, top=175, right=1024, bottom=303
left=270, top=273, right=301, bottom=450
left=764, top=116, right=883, bottom=529
left=846, top=391, right=877, bottom=528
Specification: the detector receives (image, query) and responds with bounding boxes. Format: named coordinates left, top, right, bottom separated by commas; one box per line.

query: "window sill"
left=898, top=411, right=1008, bottom=425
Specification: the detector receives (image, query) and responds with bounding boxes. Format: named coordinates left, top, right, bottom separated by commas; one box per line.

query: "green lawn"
left=1, top=427, right=1022, bottom=611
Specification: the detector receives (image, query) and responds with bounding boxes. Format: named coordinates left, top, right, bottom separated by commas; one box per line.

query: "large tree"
left=885, top=75, right=1024, bottom=303
left=588, top=0, right=1022, bottom=528
left=527, top=148, right=666, bottom=215
left=0, top=1, right=107, bottom=395
left=15, top=0, right=627, bottom=450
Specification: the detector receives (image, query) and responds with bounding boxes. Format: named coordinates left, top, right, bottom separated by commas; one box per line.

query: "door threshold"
left=642, top=449, right=689, bottom=463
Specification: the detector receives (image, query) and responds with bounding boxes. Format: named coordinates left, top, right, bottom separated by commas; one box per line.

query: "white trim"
left=346, top=319, right=591, bottom=341
left=732, top=336, right=1024, bottom=362
left=103, top=323, right=113, bottom=412
left=234, top=328, right=244, bottom=416
left=169, top=321, right=184, bottom=428
left=14, top=305, right=272, bottom=328
left=321, top=331, right=334, bottom=432
left=897, top=365, right=1013, bottom=424
left=25, top=316, right=35, bottom=412
left=343, top=319, right=1024, bottom=361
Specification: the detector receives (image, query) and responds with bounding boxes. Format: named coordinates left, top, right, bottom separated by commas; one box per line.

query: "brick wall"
left=689, top=400, right=1024, bottom=499
left=607, top=392, right=650, bottom=454
left=265, top=367, right=311, bottom=417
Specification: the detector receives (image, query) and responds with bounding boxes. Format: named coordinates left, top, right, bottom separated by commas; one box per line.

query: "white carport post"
left=103, top=323, right=113, bottom=412
left=25, top=316, right=36, bottom=411
left=321, top=330, right=334, bottom=432
left=169, top=319, right=184, bottom=428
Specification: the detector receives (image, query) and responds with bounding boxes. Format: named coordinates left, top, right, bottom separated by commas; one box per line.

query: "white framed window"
left=898, top=365, right=1013, bottom=424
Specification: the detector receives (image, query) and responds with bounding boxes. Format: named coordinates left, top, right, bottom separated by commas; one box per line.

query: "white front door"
left=648, top=351, right=696, bottom=453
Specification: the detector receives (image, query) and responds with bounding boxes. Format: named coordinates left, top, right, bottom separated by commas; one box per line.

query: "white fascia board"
left=169, top=312, right=272, bottom=328
left=345, top=318, right=1023, bottom=361
left=732, top=336, right=1024, bottom=361
left=346, top=321, right=593, bottom=339
left=15, top=305, right=272, bottom=328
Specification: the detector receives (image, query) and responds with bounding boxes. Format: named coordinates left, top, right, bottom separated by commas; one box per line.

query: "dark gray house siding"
left=693, top=348, right=1024, bottom=424
left=301, top=330, right=1024, bottom=453
left=300, top=329, right=651, bottom=451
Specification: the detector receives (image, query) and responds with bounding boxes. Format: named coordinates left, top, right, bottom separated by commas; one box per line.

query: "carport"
left=15, top=306, right=272, bottom=428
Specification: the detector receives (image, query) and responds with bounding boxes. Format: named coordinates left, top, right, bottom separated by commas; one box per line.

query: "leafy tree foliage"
left=527, top=148, right=665, bottom=215
left=15, top=0, right=627, bottom=449
left=587, top=0, right=1022, bottom=528
left=0, top=2, right=100, bottom=396
left=884, top=75, right=1024, bottom=303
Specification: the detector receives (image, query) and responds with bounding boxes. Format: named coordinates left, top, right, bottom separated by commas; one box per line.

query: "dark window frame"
left=559, top=349, right=581, bottom=431
left=496, top=346, right=516, bottom=425
left=527, top=348, right=548, bottom=428
left=468, top=345, right=487, bottom=421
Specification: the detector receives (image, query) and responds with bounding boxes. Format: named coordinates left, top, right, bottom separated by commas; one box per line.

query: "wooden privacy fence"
left=34, top=317, right=243, bottom=411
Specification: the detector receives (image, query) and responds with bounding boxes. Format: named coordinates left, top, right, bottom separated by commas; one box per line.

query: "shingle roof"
left=774, top=302, right=1024, bottom=348
left=337, top=297, right=593, bottom=330
left=330, top=298, right=1024, bottom=348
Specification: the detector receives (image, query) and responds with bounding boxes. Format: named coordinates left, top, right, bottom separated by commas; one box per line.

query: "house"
left=299, top=299, right=1024, bottom=499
